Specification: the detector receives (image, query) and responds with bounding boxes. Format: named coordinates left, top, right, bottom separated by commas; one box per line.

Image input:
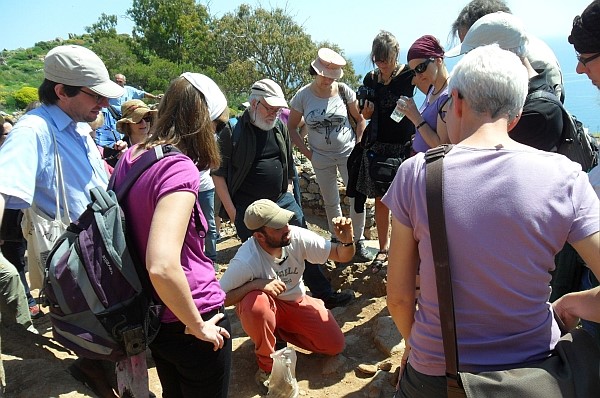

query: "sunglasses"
left=79, top=89, right=106, bottom=104
left=576, top=52, right=600, bottom=67
left=136, top=116, right=153, bottom=124
left=413, top=58, right=434, bottom=74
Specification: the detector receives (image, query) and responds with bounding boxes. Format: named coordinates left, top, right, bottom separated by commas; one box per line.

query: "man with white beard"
left=213, top=79, right=353, bottom=309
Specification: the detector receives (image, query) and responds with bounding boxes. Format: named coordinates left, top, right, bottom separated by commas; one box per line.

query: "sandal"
left=370, top=250, right=388, bottom=274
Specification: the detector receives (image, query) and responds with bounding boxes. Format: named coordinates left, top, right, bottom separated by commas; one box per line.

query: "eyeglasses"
left=136, top=116, right=153, bottom=124
left=576, top=52, right=600, bottom=67
left=79, top=89, right=106, bottom=104
left=413, top=58, right=434, bottom=74
left=438, top=92, right=464, bottom=123
left=258, top=101, right=282, bottom=116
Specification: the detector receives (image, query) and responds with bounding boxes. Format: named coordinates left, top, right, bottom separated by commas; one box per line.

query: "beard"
left=264, top=232, right=291, bottom=248
left=252, top=109, right=278, bottom=131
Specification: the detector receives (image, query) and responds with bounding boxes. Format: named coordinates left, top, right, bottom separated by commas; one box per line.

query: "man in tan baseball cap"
left=220, top=199, right=356, bottom=393
left=213, top=76, right=355, bottom=314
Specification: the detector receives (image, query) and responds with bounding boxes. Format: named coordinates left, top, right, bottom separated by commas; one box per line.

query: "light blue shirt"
left=94, top=107, right=122, bottom=147
left=108, top=85, right=145, bottom=118
left=0, top=104, right=109, bottom=220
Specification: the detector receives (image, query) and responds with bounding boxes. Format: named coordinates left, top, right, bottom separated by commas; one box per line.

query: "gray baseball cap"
left=445, top=12, right=528, bottom=57
left=44, top=45, right=124, bottom=98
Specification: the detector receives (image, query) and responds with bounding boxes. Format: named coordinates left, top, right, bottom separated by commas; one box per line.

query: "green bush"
left=12, top=86, right=38, bottom=109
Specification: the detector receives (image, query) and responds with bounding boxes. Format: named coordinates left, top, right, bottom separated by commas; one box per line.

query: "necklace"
left=432, top=77, right=448, bottom=96
left=379, top=65, right=400, bottom=84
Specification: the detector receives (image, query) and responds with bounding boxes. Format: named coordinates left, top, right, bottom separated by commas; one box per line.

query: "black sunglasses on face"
left=576, top=52, right=600, bottom=67
left=136, top=116, right=153, bottom=124
left=414, top=58, right=434, bottom=74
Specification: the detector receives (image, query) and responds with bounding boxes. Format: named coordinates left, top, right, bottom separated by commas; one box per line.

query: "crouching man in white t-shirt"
left=219, top=199, right=355, bottom=391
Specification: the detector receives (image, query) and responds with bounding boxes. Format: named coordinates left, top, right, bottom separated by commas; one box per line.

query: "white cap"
left=181, top=72, right=228, bottom=121
left=44, top=45, right=124, bottom=98
left=445, top=12, right=528, bottom=57
left=250, top=79, right=288, bottom=107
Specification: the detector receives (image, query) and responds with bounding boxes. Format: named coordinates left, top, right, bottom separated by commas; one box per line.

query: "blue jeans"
left=198, top=189, right=218, bottom=266
left=234, top=192, right=333, bottom=299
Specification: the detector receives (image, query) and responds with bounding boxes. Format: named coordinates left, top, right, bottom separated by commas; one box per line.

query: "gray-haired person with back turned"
left=383, top=45, right=599, bottom=397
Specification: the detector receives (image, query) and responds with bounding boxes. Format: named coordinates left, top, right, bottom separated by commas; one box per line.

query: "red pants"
left=236, top=290, right=345, bottom=372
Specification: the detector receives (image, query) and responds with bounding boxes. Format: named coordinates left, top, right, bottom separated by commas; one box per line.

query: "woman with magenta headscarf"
left=397, top=35, right=451, bottom=153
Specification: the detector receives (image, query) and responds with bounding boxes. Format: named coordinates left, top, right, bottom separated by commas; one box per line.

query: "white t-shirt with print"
left=219, top=226, right=331, bottom=302
left=289, top=83, right=356, bottom=155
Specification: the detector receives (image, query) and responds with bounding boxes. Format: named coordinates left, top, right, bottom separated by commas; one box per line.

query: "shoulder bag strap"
left=49, top=127, right=70, bottom=223
left=424, top=145, right=461, bottom=390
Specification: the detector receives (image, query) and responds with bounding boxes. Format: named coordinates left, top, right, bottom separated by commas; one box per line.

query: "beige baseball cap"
left=250, top=79, right=288, bottom=108
left=44, top=45, right=124, bottom=98
left=244, top=199, right=294, bottom=231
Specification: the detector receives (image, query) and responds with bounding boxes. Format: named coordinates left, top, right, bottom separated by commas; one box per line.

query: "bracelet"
left=340, top=241, right=354, bottom=247
left=416, top=120, right=427, bottom=129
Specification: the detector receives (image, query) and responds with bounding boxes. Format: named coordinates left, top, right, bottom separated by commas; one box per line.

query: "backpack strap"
left=108, top=145, right=181, bottom=201
left=525, top=89, right=568, bottom=146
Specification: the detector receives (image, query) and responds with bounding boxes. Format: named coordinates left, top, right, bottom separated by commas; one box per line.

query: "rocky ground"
left=1, top=214, right=405, bottom=397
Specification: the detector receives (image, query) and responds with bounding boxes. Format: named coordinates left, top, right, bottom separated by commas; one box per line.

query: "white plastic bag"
left=267, top=347, right=299, bottom=398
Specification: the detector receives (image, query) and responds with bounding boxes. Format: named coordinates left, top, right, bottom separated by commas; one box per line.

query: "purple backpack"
left=42, top=145, right=179, bottom=362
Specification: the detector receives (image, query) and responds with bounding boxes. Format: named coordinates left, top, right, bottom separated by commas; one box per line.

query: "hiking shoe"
left=351, top=240, right=375, bottom=263
left=323, top=290, right=354, bottom=309
left=255, top=368, right=271, bottom=395
left=29, top=304, right=44, bottom=319
left=68, top=358, right=118, bottom=398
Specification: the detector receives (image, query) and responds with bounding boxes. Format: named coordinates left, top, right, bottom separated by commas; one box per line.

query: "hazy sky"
left=1, top=0, right=591, bottom=55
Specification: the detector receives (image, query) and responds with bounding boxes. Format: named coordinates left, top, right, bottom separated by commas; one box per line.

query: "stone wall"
left=295, top=157, right=378, bottom=239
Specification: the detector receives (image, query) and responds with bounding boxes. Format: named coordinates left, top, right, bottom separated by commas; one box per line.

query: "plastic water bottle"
left=390, top=97, right=407, bottom=123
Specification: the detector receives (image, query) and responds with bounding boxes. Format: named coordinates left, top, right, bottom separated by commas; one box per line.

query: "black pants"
left=395, top=363, right=447, bottom=398
left=150, top=307, right=232, bottom=398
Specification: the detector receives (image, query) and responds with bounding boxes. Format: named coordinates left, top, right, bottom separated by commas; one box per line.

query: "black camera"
left=356, top=86, right=375, bottom=109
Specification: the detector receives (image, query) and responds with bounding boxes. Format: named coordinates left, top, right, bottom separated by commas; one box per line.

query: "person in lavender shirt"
left=383, top=45, right=600, bottom=397
left=396, top=35, right=451, bottom=154
left=111, top=73, right=231, bottom=397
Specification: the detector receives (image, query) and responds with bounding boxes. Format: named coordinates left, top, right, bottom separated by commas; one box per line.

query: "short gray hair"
left=449, top=44, right=527, bottom=120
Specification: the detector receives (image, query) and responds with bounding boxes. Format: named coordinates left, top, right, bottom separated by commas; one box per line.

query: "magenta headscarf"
left=407, top=35, right=445, bottom=62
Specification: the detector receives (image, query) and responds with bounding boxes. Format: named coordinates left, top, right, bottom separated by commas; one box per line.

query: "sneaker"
left=29, top=304, right=44, bottom=319
left=323, top=290, right=354, bottom=309
left=255, top=368, right=271, bottom=394
left=351, top=240, right=375, bottom=263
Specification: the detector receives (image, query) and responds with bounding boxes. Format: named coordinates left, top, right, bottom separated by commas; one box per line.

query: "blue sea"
left=348, top=37, right=600, bottom=133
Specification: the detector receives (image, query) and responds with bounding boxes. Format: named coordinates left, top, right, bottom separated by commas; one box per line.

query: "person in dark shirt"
left=213, top=79, right=354, bottom=309
left=446, top=12, right=563, bottom=152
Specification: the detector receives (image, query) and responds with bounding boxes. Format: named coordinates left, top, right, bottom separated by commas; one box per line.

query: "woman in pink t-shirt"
left=112, top=74, right=231, bottom=397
